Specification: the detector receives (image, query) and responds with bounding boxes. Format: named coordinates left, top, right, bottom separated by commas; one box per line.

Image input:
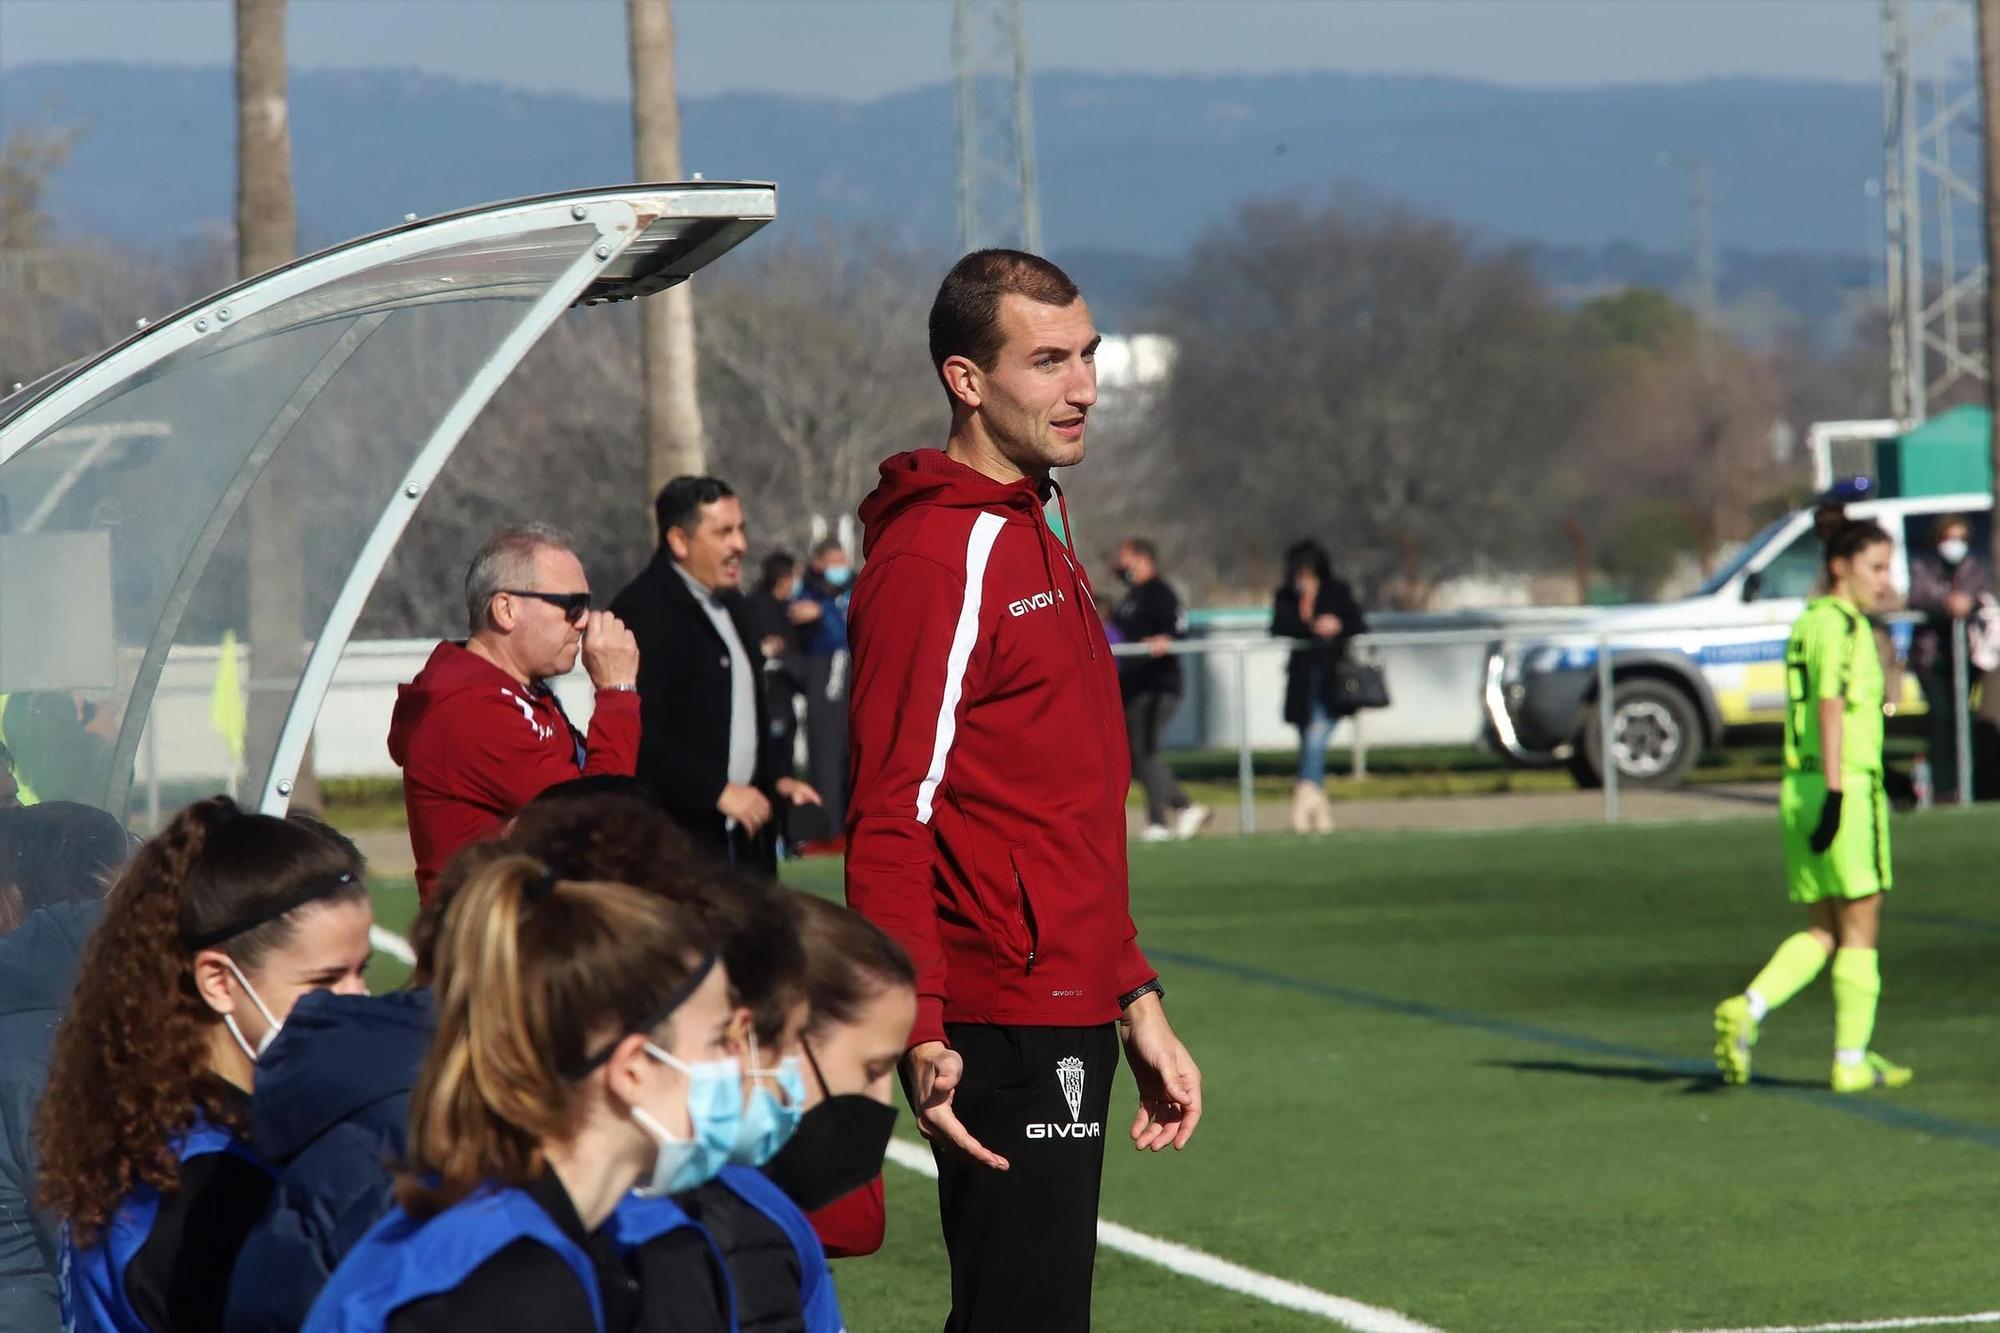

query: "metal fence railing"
left=1110, top=611, right=1974, bottom=834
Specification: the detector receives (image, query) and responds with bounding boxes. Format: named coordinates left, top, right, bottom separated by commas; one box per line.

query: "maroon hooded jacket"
left=387, top=642, right=640, bottom=899
left=845, top=450, right=1155, bottom=1049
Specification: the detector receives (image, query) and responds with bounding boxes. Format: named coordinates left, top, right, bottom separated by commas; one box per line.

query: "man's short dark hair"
left=654, top=476, right=736, bottom=547
left=808, top=538, right=845, bottom=563
left=1123, top=537, right=1158, bottom=563
left=928, top=249, right=1081, bottom=384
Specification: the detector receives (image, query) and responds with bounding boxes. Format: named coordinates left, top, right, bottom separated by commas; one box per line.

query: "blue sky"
left=0, top=1, right=1883, bottom=100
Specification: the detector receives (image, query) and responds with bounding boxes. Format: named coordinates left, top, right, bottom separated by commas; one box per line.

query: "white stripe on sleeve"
left=915, top=511, right=1008, bottom=825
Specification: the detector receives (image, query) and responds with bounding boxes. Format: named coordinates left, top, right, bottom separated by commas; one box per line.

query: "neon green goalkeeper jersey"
left=1784, top=596, right=1884, bottom=776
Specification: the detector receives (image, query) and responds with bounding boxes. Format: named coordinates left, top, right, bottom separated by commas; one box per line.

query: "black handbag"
left=1330, top=652, right=1391, bottom=711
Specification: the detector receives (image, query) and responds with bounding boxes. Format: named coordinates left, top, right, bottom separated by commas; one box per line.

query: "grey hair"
left=464, top=522, right=576, bottom=634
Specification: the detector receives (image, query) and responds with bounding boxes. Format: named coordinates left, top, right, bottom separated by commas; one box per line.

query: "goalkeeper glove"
left=1809, top=790, right=1844, bottom=854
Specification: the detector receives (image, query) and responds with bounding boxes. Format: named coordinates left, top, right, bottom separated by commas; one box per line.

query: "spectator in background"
left=611, top=477, right=820, bottom=873
left=1109, top=539, right=1209, bottom=842
left=749, top=552, right=807, bottom=782
left=0, top=802, right=133, bottom=1331
left=388, top=523, right=642, bottom=900
left=1907, top=513, right=1990, bottom=804
left=1272, top=539, right=1367, bottom=835
left=788, top=539, right=853, bottom=852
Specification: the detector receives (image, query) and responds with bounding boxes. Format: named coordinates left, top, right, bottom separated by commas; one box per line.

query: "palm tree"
left=627, top=0, right=709, bottom=495
left=236, top=0, right=320, bottom=809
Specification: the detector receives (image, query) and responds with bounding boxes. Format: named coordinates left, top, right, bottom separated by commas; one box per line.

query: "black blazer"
left=1271, top=578, right=1369, bottom=726
left=609, top=550, right=789, bottom=871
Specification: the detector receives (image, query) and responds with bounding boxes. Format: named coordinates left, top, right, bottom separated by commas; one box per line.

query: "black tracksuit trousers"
left=932, top=1022, right=1120, bottom=1333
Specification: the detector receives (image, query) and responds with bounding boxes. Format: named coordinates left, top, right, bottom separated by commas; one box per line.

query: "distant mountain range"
left=3, top=63, right=1890, bottom=336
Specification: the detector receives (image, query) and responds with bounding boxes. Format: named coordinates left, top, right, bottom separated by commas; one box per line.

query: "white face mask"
left=219, top=956, right=282, bottom=1064
left=1939, top=538, right=1970, bottom=566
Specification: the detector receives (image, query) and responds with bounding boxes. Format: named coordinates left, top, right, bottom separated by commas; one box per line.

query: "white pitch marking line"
left=1650, top=1313, right=2000, bottom=1333
left=370, top=924, right=416, bottom=966
left=882, top=1139, right=1443, bottom=1333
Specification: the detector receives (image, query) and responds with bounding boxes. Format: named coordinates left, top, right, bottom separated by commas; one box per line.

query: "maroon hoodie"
left=387, top=642, right=640, bottom=899
left=845, top=449, right=1155, bottom=1048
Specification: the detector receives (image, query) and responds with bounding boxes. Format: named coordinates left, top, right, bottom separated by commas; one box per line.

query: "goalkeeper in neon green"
left=1715, top=520, right=1912, bottom=1094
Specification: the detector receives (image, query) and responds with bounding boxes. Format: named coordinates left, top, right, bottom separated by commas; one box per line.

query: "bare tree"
left=627, top=0, right=708, bottom=502
left=1149, top=198, right=1592, bottom=605
left=0, top=124, right=79, bottom=251
left=1571, top=329, right=1788, bottom=576
left=235, top=0, right=319, bottom=809
left=698, top=229, right=939, bottom=542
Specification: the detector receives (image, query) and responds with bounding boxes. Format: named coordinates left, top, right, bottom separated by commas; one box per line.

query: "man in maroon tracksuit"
left=846, top=251, right=1203, bottom=1330
left=389, top=522, right=641, bottom=899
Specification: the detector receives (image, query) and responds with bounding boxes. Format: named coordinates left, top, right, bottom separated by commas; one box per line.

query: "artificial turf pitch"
left=367, top=807, right=2000, bottom=1332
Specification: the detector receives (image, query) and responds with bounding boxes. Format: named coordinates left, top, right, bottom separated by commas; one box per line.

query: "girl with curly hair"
left=37, top=796, right=372, bottom=1332
left=305, top=855, right=738, bottom=1333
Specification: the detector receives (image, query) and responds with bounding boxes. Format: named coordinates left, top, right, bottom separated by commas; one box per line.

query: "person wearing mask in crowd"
left=846, top=249, right=1202, bottom=1332
left=1906, top=513, right=1990, bottom=805
left=1109, top=538, right=1210, bottom=842
left=612, top=477, right=820, bottom=873
left=304, top=855, right=737, bottom=1333
left=623, top=892, right=917, bottom=1333
left=0, top=802, right=135, bottom=1329
left=1714, top=522, right=1913, bottom=1094
left=613, top=888, right=827, bottom=1333
left=225, top=779, right=751, bottom=1333
left=1271, top=539, right=1368, bottom=835
left=38, top=798, right=372, bottom=1333
left=748, top=552, right=806, bottom=786
left=787, top=539, right=854, bottom=853
left=390, top=522, right=642, bottom=900
left=767, top=893, right=917, bottom=1264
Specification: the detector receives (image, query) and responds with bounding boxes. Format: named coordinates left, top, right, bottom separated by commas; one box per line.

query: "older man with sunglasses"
left=389, top=522, right=642, bottom=899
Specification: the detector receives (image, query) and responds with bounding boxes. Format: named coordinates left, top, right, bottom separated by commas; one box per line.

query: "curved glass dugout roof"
left=0, top=182, right=775, bottom=826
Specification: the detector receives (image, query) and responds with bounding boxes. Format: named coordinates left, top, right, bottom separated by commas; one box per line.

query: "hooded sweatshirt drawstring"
left=1045, top=482, right=1096, bottom=661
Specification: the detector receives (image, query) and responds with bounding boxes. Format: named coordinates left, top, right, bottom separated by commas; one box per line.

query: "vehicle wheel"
left=1575, top=679, right=1703, bottom=790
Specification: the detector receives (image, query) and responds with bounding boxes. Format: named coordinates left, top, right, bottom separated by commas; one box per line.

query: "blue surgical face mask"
left=728, top=1036, right=806, bottom=1167
left=822, top=564, right=852, bottom=589
left=631, top=1044, right=742, bottom=1196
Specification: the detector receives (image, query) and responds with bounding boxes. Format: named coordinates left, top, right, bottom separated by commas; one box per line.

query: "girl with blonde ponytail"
left=305, top=856, right=737, bottom=1333
left=38, top=796, right=371, bottom=1333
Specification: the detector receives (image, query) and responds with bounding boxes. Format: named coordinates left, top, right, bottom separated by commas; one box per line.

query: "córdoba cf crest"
left=1056, top=1056, right=1086, bottom=1123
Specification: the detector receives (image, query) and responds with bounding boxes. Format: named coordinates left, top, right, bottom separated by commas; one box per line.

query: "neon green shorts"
left=1780, top=771, right=1892, bottom=903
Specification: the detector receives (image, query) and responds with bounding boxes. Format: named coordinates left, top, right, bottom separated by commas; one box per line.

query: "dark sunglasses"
left=504, top=589, right=591, bottom=623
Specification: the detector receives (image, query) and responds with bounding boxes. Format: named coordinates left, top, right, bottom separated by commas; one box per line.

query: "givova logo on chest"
left=1007, top=588, right=1062, bottom=618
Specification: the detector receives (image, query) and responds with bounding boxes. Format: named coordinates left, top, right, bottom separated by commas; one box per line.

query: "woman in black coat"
left=1270, top=540, right=1367, bottom=833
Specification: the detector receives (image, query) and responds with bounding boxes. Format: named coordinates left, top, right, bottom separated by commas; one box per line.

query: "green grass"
left=322, top=734, right=1934, bottom=831
left=778, top=813, right=2000, bottom=1332
left=360, top=811, right=2000, bottom=1332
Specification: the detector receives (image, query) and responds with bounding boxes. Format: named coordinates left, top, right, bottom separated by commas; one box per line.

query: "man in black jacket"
left=610, top=476, right=819, bottom=872
left=1110, top=539, right=1210, bottom=842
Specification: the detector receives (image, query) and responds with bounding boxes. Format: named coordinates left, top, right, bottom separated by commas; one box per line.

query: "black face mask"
left=1116, top=566, right=1134, bottom=586
left=763, top=1042, right=900, bottom=1211
left=764, top=1095, right=898, bottom=1212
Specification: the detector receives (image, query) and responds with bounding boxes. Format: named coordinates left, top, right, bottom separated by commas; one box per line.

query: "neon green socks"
left=1832, top=948, right=1882, bottom=1062
left=1746, top=932, right=1831, bottom=1019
